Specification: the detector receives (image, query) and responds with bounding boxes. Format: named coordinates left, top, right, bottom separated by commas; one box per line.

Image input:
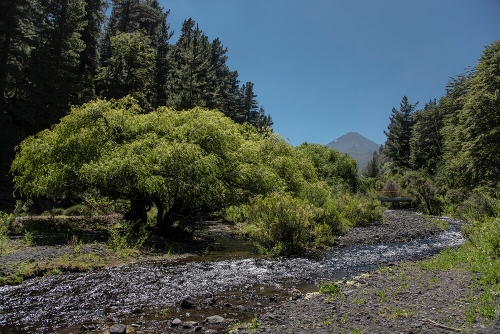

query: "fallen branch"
left=425, top=318, right=461, bottom=332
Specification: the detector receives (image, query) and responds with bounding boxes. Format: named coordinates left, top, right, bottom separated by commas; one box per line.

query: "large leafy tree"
left=11, top=97, right=298, bottom=234
left=296, top=143, right=358, bottom=191
left=384, top=96, right=418, bottom=170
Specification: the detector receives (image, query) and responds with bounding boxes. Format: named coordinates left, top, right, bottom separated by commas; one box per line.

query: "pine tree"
left=238, top=81, right=259, bottom=124
left=409, top=99, right=444, bottom=175
left=152, top=11, right=173, bottom=108
left=383, top=96, right=417, bottom=170
left=167, top=18, right=215, bottom=110
left=75, top=0, right=107, bottom=104
left=96, top=31, right=156, bottom=110
left=26, top=0, right=87, bottom=129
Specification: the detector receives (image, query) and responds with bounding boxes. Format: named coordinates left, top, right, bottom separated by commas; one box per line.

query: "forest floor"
left=1, top=211, right=499, bottom=333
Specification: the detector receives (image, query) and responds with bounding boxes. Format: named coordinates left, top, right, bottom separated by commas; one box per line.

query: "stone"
left=183, top=321, right=198, bottom=328
left=224, top=302, right=232, bottom=308
left=109, top=324, right=127, bottom=334
left=180, top=297, right=196, bottom=309
left=204, top=297, right=217, bottom=306
left=205, top=315, right=225, bottom=324
left=171, top=318, right=182, bottom=327
left=194, top=325, right=203, bottom=331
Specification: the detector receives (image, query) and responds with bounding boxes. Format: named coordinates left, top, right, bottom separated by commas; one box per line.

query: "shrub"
left=108, top=219, right=149, bottom=250
left=63, top=204, right=90, bottom=217
left=381, top=179, right=400, bottom=197
left=0, top=212, right=13, bottom=254
left=341, top=194, right=384, bottom=227
left=405, top=171, right=444, bottom=215
left=456, top=190, right=498, bottom=222
left=240, top=192, right=323, bottom=255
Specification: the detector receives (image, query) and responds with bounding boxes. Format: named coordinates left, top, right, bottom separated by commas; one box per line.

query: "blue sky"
left=159, top=0, right=500, bottom=146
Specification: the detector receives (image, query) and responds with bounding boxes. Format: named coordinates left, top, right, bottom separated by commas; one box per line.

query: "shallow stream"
left=0, top=217, right=464, bottom=333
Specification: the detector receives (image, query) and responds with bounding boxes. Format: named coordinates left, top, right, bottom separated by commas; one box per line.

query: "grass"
left=416, top=215, right=500, bottom=329
left=374, top=289, right=387, bottom=302
left=248, top=314, right=260, bottom=333
left=318, top=280, right=341, bottom=297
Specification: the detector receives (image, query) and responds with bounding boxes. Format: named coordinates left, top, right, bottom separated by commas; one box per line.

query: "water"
left=0, top=217, right=464, bottom=333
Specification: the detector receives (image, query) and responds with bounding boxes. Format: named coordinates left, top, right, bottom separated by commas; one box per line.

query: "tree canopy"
left=11, top=97, right=324, bottom=235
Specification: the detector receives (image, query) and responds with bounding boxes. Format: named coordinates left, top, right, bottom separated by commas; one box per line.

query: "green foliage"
left=454, top=40, right=500, bottom=189
left=96, top=32, right=156, bottom=110
left=240, top=193, right=323, bottom=255
left=22, top=230, right=33, bottom=246
left=297, top=143, right=359, bottom=191
left=455, top=190, right=499, bottom=222
left=63, top=204, right=90, bottom=217
left=108, top=220, right=149, bottom=251
left=318, top=281, right=341, bottom=297
left=333, top=192, right=384, bottom=227
left=10, top=97, right=311, bottom=237
left=0, top=212, right=13, bottom=254
left=248, top=314, right=260, bottom=333
left=410, top=100, right=444, bottom=175
left=404, top=171, right=443, bottom=215
left=384, top=96, right=418, bottom=170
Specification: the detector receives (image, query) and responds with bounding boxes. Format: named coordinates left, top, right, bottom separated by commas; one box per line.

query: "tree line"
left=0, top=0, right=272, bottom=209
left=363, top=40, right=500, bottom=215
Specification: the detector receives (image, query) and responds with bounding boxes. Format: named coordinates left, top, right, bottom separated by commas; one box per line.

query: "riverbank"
left=1, top=210, right=497, bottom=333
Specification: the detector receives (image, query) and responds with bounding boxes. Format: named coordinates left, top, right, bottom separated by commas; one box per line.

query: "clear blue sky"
left=159, top=0, right=500, bottom=146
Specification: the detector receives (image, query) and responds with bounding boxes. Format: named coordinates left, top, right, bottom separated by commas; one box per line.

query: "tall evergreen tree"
left=152, top=11, right=173, bottom=108
left=96, top=31, right=156, bottom=110
left=449, top=40, right=500, bottom=189
left=206, top=37, right=230, bottom=111
left=75, top=0, right=107, bottom=104
left=383, top=96, right=417, bottom=170
left=26, top=0, right=87, bottom=129
left=167, top=18, right=215, bottom=110
left=439, top=72, right=473, bottom=189
left=410, top=99, right=444, bottom=175
left=239, top=81, right=259, bottom=124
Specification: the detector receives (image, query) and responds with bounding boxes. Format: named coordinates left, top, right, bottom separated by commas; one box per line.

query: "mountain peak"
left=327, top=132, right=380, bottom=170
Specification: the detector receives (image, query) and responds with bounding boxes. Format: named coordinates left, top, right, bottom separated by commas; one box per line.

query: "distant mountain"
left=327, top=132, right=381, bottom=171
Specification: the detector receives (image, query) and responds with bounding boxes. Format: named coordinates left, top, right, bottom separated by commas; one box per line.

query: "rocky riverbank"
left=2, top=210, right=497, bottom=333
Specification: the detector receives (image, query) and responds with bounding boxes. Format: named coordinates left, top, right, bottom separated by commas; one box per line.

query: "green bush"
left=332, top=192, right=384, bottom=227
left=0, top=211, right=13, bottom=254
left=240, top=192, right=323, bottom=255
left=108, top=220, right=149, bottom=250
left=405, top=171, right=443, bottom=215
left=321, top=198, right=351, bottom=233
left=63, top=204, right=90, bottom=217
left=456, top=190, right=498, bottom=222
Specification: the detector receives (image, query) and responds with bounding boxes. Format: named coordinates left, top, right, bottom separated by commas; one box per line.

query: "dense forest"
left=362, top=39, right=500, bottom=217
left=1, top=0, right=499, bottom=257
left=0, top=0, right=272, bottom=210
